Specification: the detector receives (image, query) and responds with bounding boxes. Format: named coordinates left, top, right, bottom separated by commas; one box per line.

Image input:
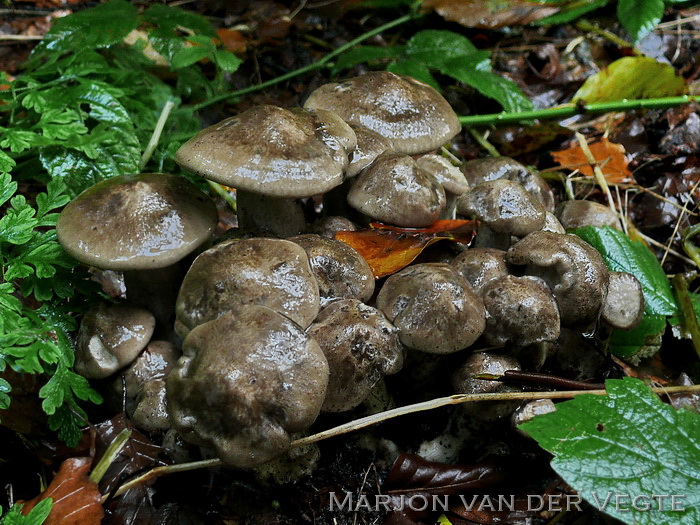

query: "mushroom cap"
left=289, top=234, right=375, bottom=307
left=457, top=179, right=546, bottom=237
left=452, top=352, right=521, bottom=395
left=556, top=200, right=622, bottom=231
left=451, top=248, right=509, bottom=294
left=376, top=263, right=486, bottom=354
left=601, top=271, right=644, bottom=330
left=348, top=153, right=446, bottom=227
left=416, top=154, right=470, bottom=195
left=167, top=306, right=329, bottom=468
left=114, top=340, right=180, bottom=408
left=56, top=173, right=218, bottom=271
left=542, top=211, right=566, bottom=234
left=506, top=231, right=610, bottom=327
left=309, top=216, right=358, bottom=239
left=132, top=380, right=170, bottom=432
left=346, top=124, right=393, bottom=178
left=461, top=157, right=555, bottom=212
left=480, top=275, right=561, bottom=347
left=175, top=105, right=357, bottom=198
left=175, top=238, right=320, bottom=337
left=75, top=304, right=155, bottom=379
left=306, top=299, right=404, bottom=412
left=304, top=71, right=461, bottom=155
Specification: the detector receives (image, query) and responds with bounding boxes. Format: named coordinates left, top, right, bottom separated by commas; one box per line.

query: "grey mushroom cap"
left=75, top=304, right=155, bottom=379
left=507, top=231, right=610, bottom=327
left=542, top=212, right=566, bottom=234
left=461, top=157, right=555, bottom=212
left=132, top=380, right=171, bottom=432
left=376, top=263, right=486, bottom=354
left=556, top=200, right=622, bottom=231
left=304, top=71, right=461, bottom=155
left=480, top=275, right=561, bottom=347
left=457, top=179, right=546, bottom=237
left=601, top=271, right=644, bottom=330
left=416, top=154, right=470, bottom=195
left=306, top=299, right=404, bottom=413
left=309, top=216, right=358, bottom=239
left=451, top=248, right=510, bottom=294
left=57, top=173, right=218, bottom=271
left=348, top=153, right=446, bottom=227
left=167, top=306, right=329, bottom=468
left=175, top=105, right=356, bottom=198
left=346, top=124, right=393, bottom=178
left=175, top=238, right=320, bottom=337
left=452, top=352, right=521, bottom=395
left=289, top=234, right=374, bottom=307
left=512, top=399, right=556, bottom=433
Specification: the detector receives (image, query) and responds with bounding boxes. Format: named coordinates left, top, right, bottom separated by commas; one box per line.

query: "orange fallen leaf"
left=216, top=28, right=247, bottom=54
left=20, top=457, right=104, bottom=525
left=335, top=220, right=476, bottom=278
left=551, top=137, right=632, bottom=184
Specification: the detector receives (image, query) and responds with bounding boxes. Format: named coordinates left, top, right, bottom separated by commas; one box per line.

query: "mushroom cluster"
left=57, top=71, right=645, bottom=472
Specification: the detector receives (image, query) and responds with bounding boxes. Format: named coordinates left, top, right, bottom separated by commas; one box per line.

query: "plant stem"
left=672, top=272, right=700, bottom=360
left=467, top=128, right=500, bottom=157
left=459, top=95, right=700, bottom=127
left=140, top=99, right=175, bottom=171
left=574, top=19, right=638, bottom=52
left=90, top=429, right=131, bottom=484
left=191, top=12, right=421, bottom=111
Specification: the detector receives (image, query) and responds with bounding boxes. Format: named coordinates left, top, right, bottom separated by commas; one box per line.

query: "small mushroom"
left=167, top=306, right=329, bottom=468
left=347, top=153, right=446, bottom=227
left=416, top=154, right=470, bottom=219
left=451, top=248, right=510, bottom=294
left=306, top=299, right=404, bottom=412
left=556, top=200, right=622, bottom=230
left=175, top=105, right=357, bottom=237
left=512, top=399, right=556, bottom=436
left=480, top=275, right=561, bottom=347
left=175, top=238, right=320, bottom=337
left=601, top=271, right=644, bottom=330
left=304, top=71, right=461, bottom=155
left=309, top=216, right=358, bottom=239
left=289, top=234, right=374, bottom=307
left=376, top=263, right=486, bottom=354
left=75, top=304, right=155, bottom=379
left=131, top=380, right=170, bottom=432
left=346, top=124, right=393, bottom=177
left=507, top=232, right=609, bottom=327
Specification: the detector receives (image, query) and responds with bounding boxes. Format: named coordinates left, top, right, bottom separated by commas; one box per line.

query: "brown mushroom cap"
left=75, top=304, right=155, bottom=379
left=175, top=105, right=356, bottom=198
left=306, top=299, right=404, bottom=412
left=376, top=263, right=486, bottom=354
left=507, top=231, right=610, bottom=327
left=601, top=271, right=644, bottom=330
left=556, top=200, right=622, bottom=231
left=457, top=179, right=546, bottom=237
left=56, top=173, right=217, bottom=271
left=309, top=216, right=358, bottom=239
left=416, top=154, right=470, bottom=195
left=304, top=72, right=461, bottom=155
left=132, top=380, right=170, bottom=432
left=167, top=306, right=329, bottom=468
left=348, top=153, right=446, bottom=227
left=175, top=238, right=320, bottom=337
left=289, top=234, right=374, bottom=307
left=346, top=124, right=393, bottom=178
left=461, top=157, right=555, bottom=212
left=451, top=248, right=509, bottom=294
left=480, top=275, right=561, bottom=347
left=542, top=212, right=566, bottom=234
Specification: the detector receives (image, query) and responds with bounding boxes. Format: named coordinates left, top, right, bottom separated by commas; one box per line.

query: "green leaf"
left=618, top=0, right=664, bottom=43
left=33, top=0, right=138, bottom=54
left=1, top=499, right=53, bottom=525
left=608, top=314, right=666, bottom=358
left=0, top=378, right=10, bottom=410
left=520, top=377, right=700, bottom=525
left=573, top=57, right=686, bottom=103
left=143, top=4, right=216, bottom=37
left=574, top=226, right=678, bottom=316
left=535, top=0, right=608, bottom=25
left=404, top=30, right=478, bottom=65
left=332, top=46, right=402, bottom=75
left=0, top=173, right=17, bottom=207
left=171, top=45, right=212, bottom=70
left=0, top=151, right=16, bottom=174
left=387, top=59, right=440, bottom=90
left=213, top=49, right=242, bottom=73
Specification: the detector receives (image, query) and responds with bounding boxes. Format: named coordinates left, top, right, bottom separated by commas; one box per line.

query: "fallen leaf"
left=573, top=56, right=686, bottom=103
left=423, top=0, right=558, bottom=29
left=216, top=28, right=247, bottom=54
left=335, top=220, right=476, bottom=278
left=551, top=137, right=632, bottom=183
left=20, top=457, right=104, bottom=524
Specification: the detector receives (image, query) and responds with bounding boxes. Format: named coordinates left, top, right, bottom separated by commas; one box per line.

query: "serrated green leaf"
left=332, top=46, right=402, bottom=75
left=0, top=378, right=10, bottom=410
left=1, top=130, right=40, bottom=153
left=618, top=0, right=664, bottom=43
left=143, top=3, right=216, bottom=37
left=387, top=59, right=440, bottom=90
left=534, top=0, right=608, bottom=25
left=1, top=498, right=53, bottom=525
left=608, top=314, right=666, bottom=357
left=213, top=49, right=243, bottom=73
left=0, top=201, right=38, bottom=245
left=171, top=45, right=212, bottom=70
left=0, top=151, right=16, bottom=174
left=573, top=57, right=686, bottom=103
left=405, top=30, right=478, bottom=65
left=574, top=226, right=678, bottom=316
left=520, top=377, right=700, bottom=525
left=0, top=173, right=17, bottom=207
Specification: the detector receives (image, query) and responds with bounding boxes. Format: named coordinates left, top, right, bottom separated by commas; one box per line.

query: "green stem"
left=191, top=12, right=421, bottom=111
left=575, top=19, right=638, bottom=52
left=467, top=128, right=500, bottom=157
left=90, top=429, right=131, bottom=484
left=672, top=272, right=700, bottom=360
left=459, top=95, right=700, bottom=127
left=682, top=223, right=700, bottom=267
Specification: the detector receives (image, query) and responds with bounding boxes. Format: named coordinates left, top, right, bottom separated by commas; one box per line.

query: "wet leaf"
left=551, top=137, right=632, bottom=183
left=573, top=57, right=686, bottom=103
left=608, top=314, right=666, bottom=358
left=423, top=0, right=559, bottom=29
left=618, top=0, right=664, bottom=43
left=20, top=457, right=103, bottom=525
left=335, top=220, right=476, bottom=278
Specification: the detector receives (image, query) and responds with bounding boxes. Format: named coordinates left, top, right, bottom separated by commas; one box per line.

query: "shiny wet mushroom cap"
left=601, top=271, right=644, bottom=330
left=416, top=154, right=470, bottom=220
left=556, top=200, right=622, bottom=230
left=376, top=263, right=486, bottom=354
left=451, top=248, right=509, bottom=294
left=304, top=71, right=461, bottom=155
left=167, top=306, right=329, bottom=468
left=346, top=124, right=393, bottom=178
left=56, top=173, right=218, bottom=271
left=175, top=238, right=320, bottom=337
left=75, top=304, right=155, bottom=379
left=306, top=299, right=404, bottom=412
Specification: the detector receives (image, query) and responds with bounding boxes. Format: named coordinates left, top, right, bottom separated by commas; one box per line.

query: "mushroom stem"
left=124, top=264, right=184, bottom=327
left=236, top=190, right=307, bottom=238
left=439, top=194, right=458, bottom=220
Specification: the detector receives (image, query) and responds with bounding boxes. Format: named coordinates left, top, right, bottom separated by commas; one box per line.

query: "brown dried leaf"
left=20, top=457, right=104, bottom=525
left=423, top=0, right=558, bottom=29
left=551, top=137, right=632, bottom=183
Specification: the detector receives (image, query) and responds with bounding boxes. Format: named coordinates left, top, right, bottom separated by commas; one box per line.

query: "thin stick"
left=139, top=99, right=175, bottom=171
left=0, top=35, right=44, bottom=41
left=574, top=19, right=638, bottom=52
left=637, top=231, right=698, bottom=267
left=661, top=179, right=700, bottom=266
left=574, top=132, right=618, bottom=217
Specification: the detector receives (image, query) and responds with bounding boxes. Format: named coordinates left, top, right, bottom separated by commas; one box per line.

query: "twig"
left=638, top=231, right=697, bottom=267
left=91, top=429, right=132, bottom=484
left=0, top=35, right=44, bottom=41
left=661, top=179, right=700, bottom=266
left=575, top=19, right=638, bottom=52
left=191, top=12, right=421, bottom=111
left=574, top=132, right=618, bottom=217
left=139, top=99, right=175, bottom=171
